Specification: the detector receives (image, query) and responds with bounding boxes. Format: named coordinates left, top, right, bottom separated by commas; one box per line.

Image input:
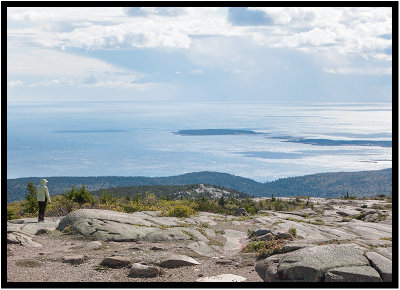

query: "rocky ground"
left=7, top=197, right=392, bottom=283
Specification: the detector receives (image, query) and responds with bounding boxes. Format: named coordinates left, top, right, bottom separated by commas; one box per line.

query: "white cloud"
left=80, top=80, right=158, bottom=90
left=8, top=47, right=131, bottom=77
left=323, top=66, right=392, bottom=75
left=8, top=46, right=158, bottom=90
left=7, top=80, right=23, bottom=87
left=29, top=78, right=74, bottom=87
left=249, top=7, right=392, bottom=58
left=7, top=7, right=393, bottom=79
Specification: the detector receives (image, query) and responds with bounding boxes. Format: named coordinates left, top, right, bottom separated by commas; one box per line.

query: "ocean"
left=7, top=102, right=392, bottom=182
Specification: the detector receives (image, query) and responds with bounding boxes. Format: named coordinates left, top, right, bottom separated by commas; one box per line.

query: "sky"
left=7, top=7, right=393, bottom=103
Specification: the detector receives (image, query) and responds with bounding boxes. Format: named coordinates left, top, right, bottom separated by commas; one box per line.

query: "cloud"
left=124, top=7, right=186, bottom=17
left=80, top=80, right=158, bottom=90
left=8, top=46, right=158, bottom=91
left=29, top=78, right=74, bottom=87
left=248, top=7, right=392, bottom=58
left=8, top=47, right=141, bottom=78
left=323, top=66, right=392, bottom=75
left=7, top=80, right=23, bottom=87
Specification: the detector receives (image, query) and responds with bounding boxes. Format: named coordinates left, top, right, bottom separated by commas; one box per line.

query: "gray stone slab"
left=366, top=252, right=392, bottom=282
left=277, top=244, right=369, bottom=282
left=146, top=229, right=190, bottom=242
left=187, top=241, right=219, bottom=257
left=160, top=254, right=200, bottom=268
left=325, top=266, right=382, bottom=282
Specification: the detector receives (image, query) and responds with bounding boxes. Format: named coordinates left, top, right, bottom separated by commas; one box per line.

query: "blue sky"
left=7, top=7, right=392, bottom=103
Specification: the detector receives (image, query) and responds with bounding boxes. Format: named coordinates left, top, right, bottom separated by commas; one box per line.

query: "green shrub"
left=167, top=205, right=194, bottom=218
left=63, top=185, right=94, bottom=205
left=7, top=208, right=18, bottom=220
left=242, top=239, right=285, bottom=259
left=288, top=227, right=297, bottom=237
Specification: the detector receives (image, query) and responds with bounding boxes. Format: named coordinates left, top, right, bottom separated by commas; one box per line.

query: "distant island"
left=174, top=129, right=262, bottom=136
left=7, top=168, right=392, bottom=202
left=282, top=138, right=392, bottom=148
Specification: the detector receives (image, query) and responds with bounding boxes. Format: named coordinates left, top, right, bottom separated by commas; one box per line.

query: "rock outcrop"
left=159, top=254, right=200, bottom=268
left=255, top=244, right=389, bottom=282
left=128, top=263, right=160, bottom=278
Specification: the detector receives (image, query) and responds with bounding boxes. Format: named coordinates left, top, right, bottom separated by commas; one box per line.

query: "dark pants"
left=38, top=198, right=47, bottom=222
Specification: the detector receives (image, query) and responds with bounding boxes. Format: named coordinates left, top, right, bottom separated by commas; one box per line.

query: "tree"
left=218, top=196, right=226, bottom=208
left=23, top=182, right=38, bottom=214
left=63, top=185, right=94, bottom=205
left=100, top=190, right=117, bottom=205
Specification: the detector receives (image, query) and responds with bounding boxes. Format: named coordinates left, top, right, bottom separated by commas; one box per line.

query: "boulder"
left=7, top=232, right=42, bottom=247
left=56, top=209, right=158, bottom=241
left=128, top=263, right=160, bottom=278
left=160, top=254, right=200, bottom=268
left=256, top=244, right=370, bottom=282
left=364, top=213, right=379, bottom=223
left=101, top=256, right=131, bottom=268
left=325, top=266, right=382, bottom=282
left=278, top=244, right=369, bottom=282
left=336, top=209, right=360, bottom=217
left=235, top=208, right=249, bottom=216
left=255, top=254, right=284, bottom=282
left=275, top=232, right=293, bottom=240
left=196, top=274, right=247, bottom=282
left=366, top=252, right=392, bottom=282
left=62, top=255, right=86, bottom=265
left=84, top=241, right=102, bottom=250
left=256, top=233, right=274, bottom=241
left=252, top=229, right=274, bottom=237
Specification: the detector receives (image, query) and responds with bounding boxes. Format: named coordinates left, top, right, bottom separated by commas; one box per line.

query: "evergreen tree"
left=63, top=185, right=94, bottom=205
left=218, top=196, right=226, bottom=208
left=23, top=182, right=38, bottom=214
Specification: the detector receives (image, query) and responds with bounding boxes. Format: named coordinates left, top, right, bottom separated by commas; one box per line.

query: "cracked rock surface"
left=7, top=198, right=391, bottom=283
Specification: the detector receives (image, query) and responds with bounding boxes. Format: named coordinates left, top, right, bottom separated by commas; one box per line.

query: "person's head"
left=40, top=179, right=48, bottom=185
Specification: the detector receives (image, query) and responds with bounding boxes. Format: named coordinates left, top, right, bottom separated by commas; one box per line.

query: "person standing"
left=37, top=178, right=51, bottom=222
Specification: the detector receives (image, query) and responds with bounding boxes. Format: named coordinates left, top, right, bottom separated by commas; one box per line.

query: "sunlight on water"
left=7, top=102, right=392, bottom=181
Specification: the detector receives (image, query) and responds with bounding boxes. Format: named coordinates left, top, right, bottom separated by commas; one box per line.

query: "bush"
left=7, top=208, right=18, bottom=220
left=46, top=195, right=77, bottom=216
left=242, top=239, right=286, bottom=259
left=167, top=205, right=194, bottom=218
left=288, top=227, right=297, bottom=237
left=63, top=185, right=94, bottom=205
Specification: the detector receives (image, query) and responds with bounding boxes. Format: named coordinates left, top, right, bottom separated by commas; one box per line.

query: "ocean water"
left=7, top=102, right=392, bottom=182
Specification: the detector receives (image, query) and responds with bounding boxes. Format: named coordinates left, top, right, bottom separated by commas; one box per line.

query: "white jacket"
left=37, top=179, right=51, bottom=203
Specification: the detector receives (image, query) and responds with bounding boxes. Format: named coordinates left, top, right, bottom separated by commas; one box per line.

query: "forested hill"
left=7, top=168, right=392, bottom=202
